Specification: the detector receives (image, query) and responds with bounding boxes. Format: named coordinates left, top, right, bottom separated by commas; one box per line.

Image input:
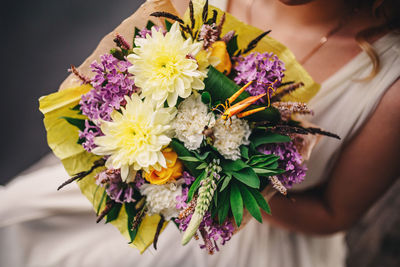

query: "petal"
left=191, top=78, right=205, bottom=90
left=167, top=91, right=178, bottom=107
left=120, top=164, right=129, bottom=180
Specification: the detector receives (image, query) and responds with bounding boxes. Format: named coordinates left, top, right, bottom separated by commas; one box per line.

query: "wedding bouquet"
left=39, top=0, right=338, bottom=254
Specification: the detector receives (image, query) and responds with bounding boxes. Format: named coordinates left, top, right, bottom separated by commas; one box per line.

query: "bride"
left=1, top=0, right=399, bottom=266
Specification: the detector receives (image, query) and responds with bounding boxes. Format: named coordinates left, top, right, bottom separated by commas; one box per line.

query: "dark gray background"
left=0, top=0, right=145, bottom=184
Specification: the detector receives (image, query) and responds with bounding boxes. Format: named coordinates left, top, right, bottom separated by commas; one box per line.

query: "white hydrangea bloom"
left=172, top=94, right=215, bottom=150
left=140, top=183, right=182, bottom=220
left=213, top=116, right=251, bottom=160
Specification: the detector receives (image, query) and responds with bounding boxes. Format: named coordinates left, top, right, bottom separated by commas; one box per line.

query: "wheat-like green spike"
left=181, top=160, right=221, bottom=245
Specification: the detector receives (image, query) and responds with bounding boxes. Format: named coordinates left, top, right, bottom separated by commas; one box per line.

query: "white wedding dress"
left=1, top=2, right=399, bottom=266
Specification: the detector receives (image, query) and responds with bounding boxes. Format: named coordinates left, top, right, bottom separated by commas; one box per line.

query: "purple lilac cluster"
left=95, top=169, right=136, bottom=203
left=175, top=171, right=234, bottom=253
left=258, top=141, right=307, bottom=187
left=137, top=26, right=164, bottom=39
left=234, top=52, right=285, bottom=104
left=78, top=120, right=102, bottom=152
left=199, top=212, right=235, bottom=252
left=80, top=53, right=135, bottom=122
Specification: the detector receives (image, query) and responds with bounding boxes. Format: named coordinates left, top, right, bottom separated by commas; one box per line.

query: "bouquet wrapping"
left=39, top=0, right=337, bottom=254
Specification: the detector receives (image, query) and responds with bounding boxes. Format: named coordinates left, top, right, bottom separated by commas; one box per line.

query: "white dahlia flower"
left=172, top=93, right=215, bottom=150
left=127, top=22, right=207, bottom=107
left=92, top=94, right=176, bottom=180
left=140, top=183, right=182, bottom=220
left=213, top=116, right=252, bottom=160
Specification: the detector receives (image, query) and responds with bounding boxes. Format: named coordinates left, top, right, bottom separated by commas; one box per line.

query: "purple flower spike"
left=234, top=52, right=285, bottom=104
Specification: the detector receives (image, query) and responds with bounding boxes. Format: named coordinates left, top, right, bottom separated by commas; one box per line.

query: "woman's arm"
left=265, top=79, right=400, bottom=235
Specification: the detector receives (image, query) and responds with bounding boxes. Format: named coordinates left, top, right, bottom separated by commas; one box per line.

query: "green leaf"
left=165, top=19, right=172, bottom=31
left=248, top=188, right=271, bottom=214
left=248, top=142, right=260, bottom=157
left=239, top=184, right=262, bottom=223
left=247, top=154, right=276, bottom=166
left=61, top=117, right=86, bottom=131
left=221, top=159, right=248, bottom=172
left=220, top=174, right=232, bottom=192
left=232, top=167, right=260, bottom=189
left=125, top=202, right=139, bottom=242
left=178, top=156, right=200, bottom=162
left=214, top=188, right=218, bottom=207
left=71, top=104, right=81, bottom=111
left=96, top=190, right=107, bottom=215
left=226, top=35, right=239, bottom=57
left=240, top=145, right=249, bottom=160
left=210, top=202, right=218, bottom=219
left=230, top=183, right=243, bottom=227
left=201, top=91, right=211, bottom=105
left=193, top=151, right=211, bottom=161
left=268, top=161, right=279, bottom=169
left=196, top=162, right=208, bottom=170
left=146, top=20, right=155, bottom=30
left=106, top=202, right=122, bottom=223
left=204, top=66, right=281, bottom=122
left=218, top=189, right=230, bottom=224
left=77, top=137, right=85, bottom=145
left=187, top=170, right=206, bottom=202
left=250, top=132, right=291, bottom=147
left=251, top=155, right=280, bottom=168
left=253, top=168, right=285, bottom=176
left=170, top=139, right=202, bottom=177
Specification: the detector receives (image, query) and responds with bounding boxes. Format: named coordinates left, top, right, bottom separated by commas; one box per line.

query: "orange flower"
left=144, top=148, right=183, bottom=185
left=210, top=41, right=232, bottom=75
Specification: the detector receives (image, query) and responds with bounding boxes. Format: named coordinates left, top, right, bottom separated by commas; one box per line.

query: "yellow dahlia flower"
left=92, top=94, right=176, bottom=180
left=127, top=22, right=207, bottom=107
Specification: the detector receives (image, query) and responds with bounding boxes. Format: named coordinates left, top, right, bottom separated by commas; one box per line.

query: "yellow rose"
left=144, top=148, right=183, bottom=185
left=210, top=41, right=232, bottom=75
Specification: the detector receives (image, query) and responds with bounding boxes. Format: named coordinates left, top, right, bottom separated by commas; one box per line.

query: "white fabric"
left=1, top=6, right=400, bottom=267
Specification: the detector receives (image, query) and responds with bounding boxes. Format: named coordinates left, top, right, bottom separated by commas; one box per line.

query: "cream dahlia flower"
left=213, top=116, right=251, bottom=160
left=92, top=94, right=176, bottom=180
left=127, top=22, right=207, bottom=107
left=172, top=93, right=215, bottom=150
